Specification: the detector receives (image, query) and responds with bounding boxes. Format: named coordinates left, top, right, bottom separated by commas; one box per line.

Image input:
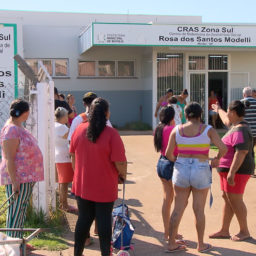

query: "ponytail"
left=154, top=106, right=175, bottom=152
left=86, top=98, right=109, bottom=143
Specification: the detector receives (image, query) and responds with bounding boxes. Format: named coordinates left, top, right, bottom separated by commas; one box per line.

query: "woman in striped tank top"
left=165, top=102, right=227, bottom=253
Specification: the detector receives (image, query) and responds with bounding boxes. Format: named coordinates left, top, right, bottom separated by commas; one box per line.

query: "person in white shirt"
left=55, top=107, right=76, bottom=212
left=68, top=92, right=112, bottom=141
left=168, top=96, right=182, bottom=125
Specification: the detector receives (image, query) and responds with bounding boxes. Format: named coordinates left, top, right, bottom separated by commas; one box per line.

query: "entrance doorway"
left=208, top=72, right=228, bottom=127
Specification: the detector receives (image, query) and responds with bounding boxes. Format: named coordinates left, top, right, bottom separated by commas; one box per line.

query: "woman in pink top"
left=154, top=106, right=180, bottom=242
left=0, top=99, right=44, bottom=238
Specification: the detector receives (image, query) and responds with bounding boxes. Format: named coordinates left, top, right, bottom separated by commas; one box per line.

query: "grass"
left=0, top=186, right=6, bottom=228
left=0, top=186, right=68, bottom=251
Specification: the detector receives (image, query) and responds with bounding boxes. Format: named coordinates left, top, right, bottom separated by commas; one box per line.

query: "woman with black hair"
left=165, top=102, right=226, bottom=253
left=209, top=100, right=254, bottom=241
left=154, top=106, right=183, bottom=242
left=70, top=98, right=127, bottom=256
left=0, top=99, right=44, bottom=239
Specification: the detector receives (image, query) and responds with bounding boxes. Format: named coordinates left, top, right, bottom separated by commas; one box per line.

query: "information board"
left=0, top=24, right=17, bottom=129
left=93, top=23, right=256, bottom=47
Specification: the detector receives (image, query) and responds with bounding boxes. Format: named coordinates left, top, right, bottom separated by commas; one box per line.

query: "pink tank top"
left=161, top=125, right=178, bottom=156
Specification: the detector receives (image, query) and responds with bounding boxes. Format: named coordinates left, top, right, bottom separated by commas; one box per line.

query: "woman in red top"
left=70, top=98, right=127, bottom=256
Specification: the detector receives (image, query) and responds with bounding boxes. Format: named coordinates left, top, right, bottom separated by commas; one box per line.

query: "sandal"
left=165, top=245, right=187, bottom=253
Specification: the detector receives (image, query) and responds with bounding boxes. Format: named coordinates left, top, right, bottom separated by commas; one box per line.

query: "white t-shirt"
left=55, top=122, right=71, bottom=163
left=172, top=104, right=182, bottom=125
left=68, top=113, right=113, bottom=141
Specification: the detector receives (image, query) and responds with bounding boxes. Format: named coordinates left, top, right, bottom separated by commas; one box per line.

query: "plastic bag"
left=0, top=233, right=20, bottom=256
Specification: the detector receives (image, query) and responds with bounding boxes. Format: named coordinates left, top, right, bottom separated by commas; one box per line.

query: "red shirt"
left=70, top=122, right=126, bottom=202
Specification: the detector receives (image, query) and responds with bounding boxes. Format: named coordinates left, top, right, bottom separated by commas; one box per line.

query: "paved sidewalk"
left=32, top=135, right=256, bottom=256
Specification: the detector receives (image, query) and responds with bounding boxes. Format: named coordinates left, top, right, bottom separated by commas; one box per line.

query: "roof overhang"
left=79, top=22, right=256, bottom=54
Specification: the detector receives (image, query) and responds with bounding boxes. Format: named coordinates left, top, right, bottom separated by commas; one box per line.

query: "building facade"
left=1, top=10, right=256, bottom=128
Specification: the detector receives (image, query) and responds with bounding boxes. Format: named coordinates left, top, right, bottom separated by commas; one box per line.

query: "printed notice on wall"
left=0, top=25, right=16, bottom=129
left=93, top=23, right=256, bottom=47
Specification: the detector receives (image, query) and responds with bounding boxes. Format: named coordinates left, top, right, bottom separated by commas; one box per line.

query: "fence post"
left=32, top=82, right=56, bottom=215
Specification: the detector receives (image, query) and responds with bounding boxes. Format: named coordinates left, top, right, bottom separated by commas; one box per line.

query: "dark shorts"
left=157, top=155, right=174, bottom=181
left=219, top=172, right=250, bottom=194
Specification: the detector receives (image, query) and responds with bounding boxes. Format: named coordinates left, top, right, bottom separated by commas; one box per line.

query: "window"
left=189, top=56, right=205, bottom=70
left=25, top=59, right=69, bottom=77
left=78, top=61, right=96, bottom=76
left=42, top=60, right=53, bottom=76
left=118, top=61, right=135, bottom=77
left=98, top=61, right=115, bottom=77
left=78, top=60, right=135, bottom=78
left=208, top=55, right=228, bottom=70
left=157, top=53, right=183, bottom=99
left=55, top=59, right=68, bottom=77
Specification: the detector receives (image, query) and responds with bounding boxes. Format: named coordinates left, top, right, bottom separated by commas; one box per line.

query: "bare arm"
left=208, top=128, right=227, bottom=167
left=165, top=129, right=177, bottom=162
left=2, top=139, right=20, bottom=194
left=62, top=132, right=69, bottom=140
left=154, top=97, right=164, bottom=118
left=115, top=162, right=127, bottom=183
left=70, top=153, right=75, bottom=170
left=212, top=103, right=231, bottom=127
left=227, top=150, right=248, bottom=186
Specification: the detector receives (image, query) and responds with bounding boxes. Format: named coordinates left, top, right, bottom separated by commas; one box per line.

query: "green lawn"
left=0, top=186, right=68, bottom=250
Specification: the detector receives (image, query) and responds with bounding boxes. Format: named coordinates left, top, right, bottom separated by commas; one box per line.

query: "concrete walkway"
left=32, top=134, right=256, bottom=255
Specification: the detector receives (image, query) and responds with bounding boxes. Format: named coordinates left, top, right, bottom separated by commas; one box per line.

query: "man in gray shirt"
left=241, top=86, right=256, bottom=177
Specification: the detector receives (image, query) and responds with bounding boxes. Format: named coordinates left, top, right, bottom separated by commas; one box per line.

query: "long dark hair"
left=86, top=98, right=109, bottom=143
left=154, top=106, right=175, bottom=152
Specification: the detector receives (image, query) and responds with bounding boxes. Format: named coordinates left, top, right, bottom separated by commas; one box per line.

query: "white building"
left=1, top=10, right=256, bottom=128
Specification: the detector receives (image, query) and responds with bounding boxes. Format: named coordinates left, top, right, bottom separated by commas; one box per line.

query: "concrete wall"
left=62, top=90, right=148, bottom=127
left=22, top=23, right=153, bottom=126
left=229, top=51, right=256, bottom=88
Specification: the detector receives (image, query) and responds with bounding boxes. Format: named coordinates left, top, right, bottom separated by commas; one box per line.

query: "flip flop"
left=199, top=244, right=213, bottom=253
left=231, top=235, right=252, bottom=242
left=209, top=234, right=231, bottom=239
left=175, top=239, right=188, bottom=246
left=67, top=205, right=78, bottom=213
left=165, top=245, right=187, bottom=253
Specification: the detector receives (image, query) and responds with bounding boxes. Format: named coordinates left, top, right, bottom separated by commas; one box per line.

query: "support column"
left=152, top=48, right=158, bottom=130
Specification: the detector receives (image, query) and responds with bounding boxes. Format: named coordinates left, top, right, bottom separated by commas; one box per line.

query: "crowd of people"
left=0, top=85, right=255, bottom=255
left=154, top=86, right=256, bottom=253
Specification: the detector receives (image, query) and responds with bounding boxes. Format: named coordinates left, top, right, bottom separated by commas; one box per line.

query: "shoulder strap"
left=203, top=125, right=212, bottom=134
left=196, top=123, right=204, bottom=135
left=181, top=125, right=185, bottom=136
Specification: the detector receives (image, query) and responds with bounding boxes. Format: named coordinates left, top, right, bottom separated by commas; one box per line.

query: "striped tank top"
left=176, top=124, right=212, bottom=155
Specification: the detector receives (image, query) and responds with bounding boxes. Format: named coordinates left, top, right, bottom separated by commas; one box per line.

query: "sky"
left=1, top=0, right=256, bottom=23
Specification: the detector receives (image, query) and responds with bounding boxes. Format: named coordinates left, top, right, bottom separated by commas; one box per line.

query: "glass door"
left=189, top=72, right=208, bottom=124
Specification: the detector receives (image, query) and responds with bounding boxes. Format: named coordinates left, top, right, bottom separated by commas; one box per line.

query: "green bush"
left=120, top=121, right=152, bottom=131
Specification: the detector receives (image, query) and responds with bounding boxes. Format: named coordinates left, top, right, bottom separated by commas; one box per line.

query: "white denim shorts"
left=172, top=157, right=212, bottom=189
